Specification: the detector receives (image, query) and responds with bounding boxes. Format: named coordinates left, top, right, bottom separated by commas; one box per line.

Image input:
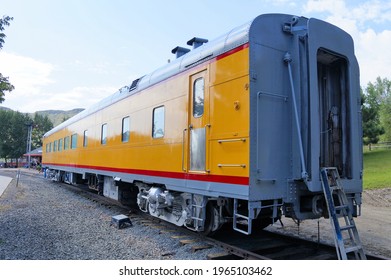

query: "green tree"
left=0, top=110, right=32, bottom=165
left=362, top=81, right=384, bottom=145
left=31, top=113, right=53, bottom=149
left=382, top=98, right=391, bottom=142
left=0, top=15, right=14, bottom=103
left=0, top=110, right=13, bottom=162
left=370, top=77, right=391, bottom=142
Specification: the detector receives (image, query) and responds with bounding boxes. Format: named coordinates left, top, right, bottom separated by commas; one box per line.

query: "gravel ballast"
left=0, top=169, right=224, bottom=260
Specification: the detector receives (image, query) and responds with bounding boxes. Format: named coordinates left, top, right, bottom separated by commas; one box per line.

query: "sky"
left=0, top=0, right=390, bottom=113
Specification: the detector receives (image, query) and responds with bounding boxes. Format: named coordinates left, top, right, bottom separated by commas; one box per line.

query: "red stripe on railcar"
left=215, top=42, right=249, bottom=61
left=44, top=163, right=250, bottom=186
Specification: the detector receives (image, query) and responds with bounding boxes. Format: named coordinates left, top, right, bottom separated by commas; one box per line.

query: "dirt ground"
left=267, top=188, right=391, bottom=258
left=1, top=169, right=390, bottom=259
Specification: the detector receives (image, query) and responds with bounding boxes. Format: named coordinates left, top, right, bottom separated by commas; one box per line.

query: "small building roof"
left=23, top=147, right=42, bottom=157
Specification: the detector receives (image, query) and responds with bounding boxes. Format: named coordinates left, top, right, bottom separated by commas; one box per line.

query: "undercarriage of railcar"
left=44, top=167, right=363, bottom=238
left=45, top=169, right=286, bottom=235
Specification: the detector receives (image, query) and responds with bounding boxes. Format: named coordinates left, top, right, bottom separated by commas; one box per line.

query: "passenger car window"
left=122, top=117, right=130, bottom=142
left=101, top=124, right=107, bottom=145
left=58, top=138, right=63, bottom=151
left=83, top=130, right=88, bottom=147
left=193, top=78, right=204, bottom=118
left=152, top=106, right=165, bottom=138
left=64, top=136, right=70, bottom=150
left=71, top=133, right=77, bottom=149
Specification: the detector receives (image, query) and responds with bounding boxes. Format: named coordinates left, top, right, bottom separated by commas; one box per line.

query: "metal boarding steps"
left=233, top=199, right=282, bottom=235
left=320, top=167, right=366, bottom=260
left=188, top=194, right=207, bottom=231
left=233, top=198, right=253, bottom=235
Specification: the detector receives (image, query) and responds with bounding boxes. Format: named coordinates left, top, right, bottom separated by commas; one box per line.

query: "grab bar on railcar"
left=284, top=52, right=308, bottom=180
left=205, top=124, right=211, bottom=173
left=182, top=128, right=187, bottom=172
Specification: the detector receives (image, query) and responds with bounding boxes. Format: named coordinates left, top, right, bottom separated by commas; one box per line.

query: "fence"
left=367, top=142, right=391, bottom=151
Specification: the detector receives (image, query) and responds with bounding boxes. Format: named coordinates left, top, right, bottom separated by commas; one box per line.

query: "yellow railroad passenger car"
left=43, top=14, right=363, bottom=235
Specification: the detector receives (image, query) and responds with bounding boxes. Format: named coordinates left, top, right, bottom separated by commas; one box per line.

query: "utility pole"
left=26, top=123, right=33, bottom=169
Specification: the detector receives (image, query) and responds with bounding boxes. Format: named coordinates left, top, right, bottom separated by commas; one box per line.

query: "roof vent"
left=129, top=76, right=142, bottom=92
left=171, top=46, right=190, bottom=58
left=187, top=37, right=208, bottom=49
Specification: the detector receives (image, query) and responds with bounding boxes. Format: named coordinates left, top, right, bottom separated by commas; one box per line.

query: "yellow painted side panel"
left=208, top=48, right=250, bottom=177
left=210, top=75, right=249, bottom=139
left=44, top=90, right=187, bottom=173
left=210, top=47, right=249, bottom=87
left=43, top=46, right=250, bottom=181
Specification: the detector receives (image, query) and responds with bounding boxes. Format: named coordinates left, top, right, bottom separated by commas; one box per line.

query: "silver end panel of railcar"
left=248, top=14, right=362, bottom=220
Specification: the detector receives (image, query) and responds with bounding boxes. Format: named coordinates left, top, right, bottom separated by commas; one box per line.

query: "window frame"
left=101, top=123, right=108, bottom=145
left=193, top=77, right=205, bottom=118
left=53, top=140, right=58, bottom=152
left=71, top=133, right=78, bottom=149
left=64, top=136, right=70, bottom=150
left=122, top=116, right=130, bottom=143
left=152, top=106, right=165, bottom=139
left=83, top=130, right=88, bottom=147
left=58, top=138, right=63, bottom=152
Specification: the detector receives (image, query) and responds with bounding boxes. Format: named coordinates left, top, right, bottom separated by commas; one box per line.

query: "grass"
left=363, top=148, right=391, bottom=190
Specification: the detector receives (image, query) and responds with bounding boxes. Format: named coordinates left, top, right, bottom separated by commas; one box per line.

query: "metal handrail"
left=218, top=138, right=246, bottom=143
left=182, top=128, right=187, bottom=172
left=284, top=52, right=308, bottom=180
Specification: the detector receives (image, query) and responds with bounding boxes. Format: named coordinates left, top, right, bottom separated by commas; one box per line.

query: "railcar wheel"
left=203, top=202, right=220, bottom=236
left=252, top=218, right=274, bottom=230
left=252, top=208, right=282, bottom=231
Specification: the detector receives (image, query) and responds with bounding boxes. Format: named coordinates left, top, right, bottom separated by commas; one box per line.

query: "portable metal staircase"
left=320, top=167, right=366, bottom=260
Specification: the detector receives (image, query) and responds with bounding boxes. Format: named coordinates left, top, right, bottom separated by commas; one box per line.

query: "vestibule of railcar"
left=305, top=18, right=362, bottom=191
left=286, top=18, right=362, bottom=221
left=296, top=48, right=360, bottom=219
left=317, top=49, right=351, bottom=178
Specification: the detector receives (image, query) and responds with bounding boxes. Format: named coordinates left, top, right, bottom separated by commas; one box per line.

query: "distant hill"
left=0, top=106, right=13, bottom=111
left=34, top=108, right=84, bottom=127
left=0, top=106, right=84, bottom=127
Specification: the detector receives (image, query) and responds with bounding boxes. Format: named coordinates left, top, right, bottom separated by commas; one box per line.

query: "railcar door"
left=187, top=70, right=210, bottom=173
left=306, top=18, right=361, bottom=191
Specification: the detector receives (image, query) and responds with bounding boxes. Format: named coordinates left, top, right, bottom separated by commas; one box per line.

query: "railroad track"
left=207, top=229, right=386, bottom=260
left=10, top=170, right=389, bottom=260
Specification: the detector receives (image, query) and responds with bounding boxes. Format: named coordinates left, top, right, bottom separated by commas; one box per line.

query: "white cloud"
left=35, top=86, right=117, bottom=111
left=351, top=0, right=391, bottom=25
left=356, top=28, right=391, bottom=86
left=303, top=0, right=391, bottom=86
left=267, top=0, right=298, bottom=8
left=4, top=85, right=117, bottom=113
left=303, top=0, right=348, bottom=14
left=0, top=52, right=118, bottom=112
left=0, top=52, right=55, bottom=95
